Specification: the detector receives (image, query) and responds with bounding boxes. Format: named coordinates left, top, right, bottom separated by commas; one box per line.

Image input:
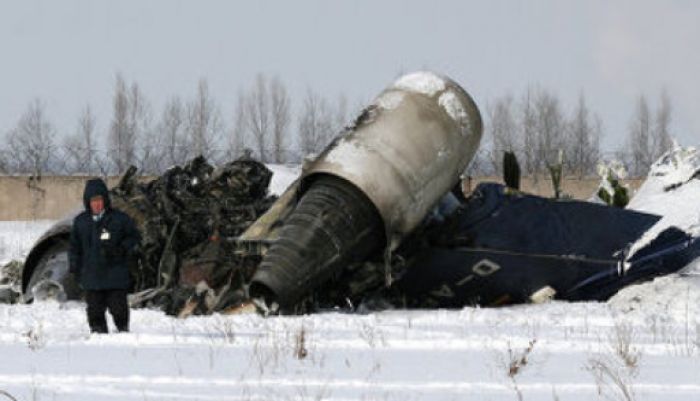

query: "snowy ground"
left=1, top=159, right=699, bottom=400
left=1, top=227, right=700, bottom=400
left=0, top=274, right=699, bottom=401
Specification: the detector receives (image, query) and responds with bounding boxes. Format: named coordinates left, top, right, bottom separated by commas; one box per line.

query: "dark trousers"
left=85, top=289, right=129, bottom=333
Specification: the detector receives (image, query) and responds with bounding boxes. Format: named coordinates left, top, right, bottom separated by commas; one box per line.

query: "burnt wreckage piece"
left=244, top=183, right=700, bottom=313
left=249, top=176, right=385, bottom=309
left=243, top=72, right=700, bottom=313
left=20, top=156, right=277, bottom=314
left=248, top=72, right=484, bottom=311
left=114, top=157, right=277, bottom=313
left=391, top=183, right=700, bottom=308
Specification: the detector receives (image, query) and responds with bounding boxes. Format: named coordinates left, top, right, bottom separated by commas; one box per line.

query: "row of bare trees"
left=0, top=73, right=349, bottom=176
left=475, top=87, right=675, bottom=178
left=0, top=76, right=677, bottom=178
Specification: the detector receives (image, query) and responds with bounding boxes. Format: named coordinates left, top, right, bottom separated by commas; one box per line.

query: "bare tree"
left=185, top=78, right=223, bottom=161
left=653, top=89, right=673, bottom=159
left=246, top=74, right=271, bottom=162
left=533, top=89, right=565, bottom=173
left=108, top=74, right=137, bottom=174
left=226, top=91, right=248, bottom=160
left=519, top=88, right=538, bottom=176
left=63, top=104, right=98, bottom=174
left=126, top=81, right=157, bottom=174
left=628, top=95, right=653, bottom=176
left=487, top=95, right=518, bottom=174
left=565, top=93, right=601, bottom=177
left=6, top=98, right=56, bottom=176
left=298, top=88, right=334, bottom=158
left=158, top=96, right=188, bottom=168
left=138, top=119, right=165, bottom=175
left=270, top=77, right=291, bottom=163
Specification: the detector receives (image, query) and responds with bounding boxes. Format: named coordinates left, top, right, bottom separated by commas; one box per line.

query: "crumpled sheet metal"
left=111, top=156, right=277, bottom=315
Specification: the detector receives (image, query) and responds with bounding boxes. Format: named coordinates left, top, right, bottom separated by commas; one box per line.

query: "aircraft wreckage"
left=8, top=72, right=700, bottom=316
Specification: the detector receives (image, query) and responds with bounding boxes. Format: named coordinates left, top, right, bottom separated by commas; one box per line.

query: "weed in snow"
left=24, top=321, right=45, bottom=351
left=501, top=338, right=538, bottom=401
left=294, top=323, right=308, bottom=360
left=358, top=319, right=386, bottom=348
left=586, top=356, right=636, bottom=401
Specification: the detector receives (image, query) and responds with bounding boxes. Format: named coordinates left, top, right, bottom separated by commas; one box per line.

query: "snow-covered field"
left=1, top=228, right=700, bottom=400
left=0, top=271, right=699, bottom=401
left=1, top=157, right=700, bottom=401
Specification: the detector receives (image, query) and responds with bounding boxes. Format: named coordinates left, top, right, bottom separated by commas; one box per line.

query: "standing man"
left=69, top=178, right=140, bottom=333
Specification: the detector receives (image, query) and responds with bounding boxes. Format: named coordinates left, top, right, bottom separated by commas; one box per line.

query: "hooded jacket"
left=69, top=178, right=140, bottom=290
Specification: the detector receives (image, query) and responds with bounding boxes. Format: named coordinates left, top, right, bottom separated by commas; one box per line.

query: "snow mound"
left=393, top=71, right=445, bottom=97
left=626, top=145, right=700, bottom=259
left=648, top=145, right=700, bottom=185
left=608, top=274, right=700, bottom=323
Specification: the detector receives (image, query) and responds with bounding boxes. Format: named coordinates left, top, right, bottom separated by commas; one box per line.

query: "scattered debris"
left=111, top=155, right=277, bottom=315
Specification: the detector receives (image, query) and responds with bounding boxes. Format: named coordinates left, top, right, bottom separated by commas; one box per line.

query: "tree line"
left=471, top=87, right=674, bottom=178
left=0, top=73, right=348, bottom=176
left=0, top=75, right=676, bottom=178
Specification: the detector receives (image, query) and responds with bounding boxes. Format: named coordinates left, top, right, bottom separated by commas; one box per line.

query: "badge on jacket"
left=100, top=228, right=111, bottom=241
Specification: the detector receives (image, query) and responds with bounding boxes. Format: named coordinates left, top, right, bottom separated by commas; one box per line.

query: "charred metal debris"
left=110, top=156, right=277, bottom=316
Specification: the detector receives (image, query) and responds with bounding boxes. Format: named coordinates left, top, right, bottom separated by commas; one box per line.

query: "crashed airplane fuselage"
left=17, top=72, right=700, bottom=314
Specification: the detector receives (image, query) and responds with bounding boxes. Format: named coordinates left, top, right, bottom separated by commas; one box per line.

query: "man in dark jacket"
left=69, top=178, right=140, bottom=333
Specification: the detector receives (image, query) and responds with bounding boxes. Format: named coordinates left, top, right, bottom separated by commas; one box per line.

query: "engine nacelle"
left=250, top=72, right=482, bottom=309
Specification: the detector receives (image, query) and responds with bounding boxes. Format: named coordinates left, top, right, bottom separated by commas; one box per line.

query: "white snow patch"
left=324, top=138, right=368, bottom=172
left=266, top=164, right=301, bottom=195
left=626, top=145, right=700, bottom=260
left=438, top=90, right=471, bottom=135
left=393, top=71, right=445, bottom=97
left=608, top=274, right=700, bottom=321
left=648, top=144, right=700, bottom=184
left=374, top=90, right=405, bottom=111
left=682, top=256, right=700, bottom=275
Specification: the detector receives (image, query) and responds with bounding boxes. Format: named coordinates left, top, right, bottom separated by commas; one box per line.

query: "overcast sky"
left=0, top=0, right=698, bottom=151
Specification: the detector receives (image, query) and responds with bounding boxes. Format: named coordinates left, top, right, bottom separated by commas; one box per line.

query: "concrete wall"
left=0, top=176, right=123, bottom=221
left=0, top=175, right=644, bottom=221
